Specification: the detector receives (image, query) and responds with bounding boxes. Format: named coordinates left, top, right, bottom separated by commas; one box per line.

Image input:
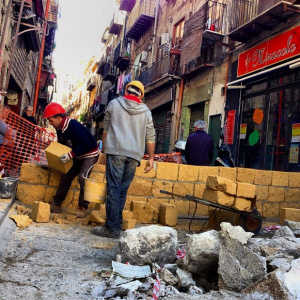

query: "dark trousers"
left=53, top=155, right=99, bottom=209
left=105, top=155, right=138, bottom=232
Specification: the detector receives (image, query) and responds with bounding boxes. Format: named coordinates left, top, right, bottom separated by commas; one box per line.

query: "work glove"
left=60, top=152, right=73, bottom=164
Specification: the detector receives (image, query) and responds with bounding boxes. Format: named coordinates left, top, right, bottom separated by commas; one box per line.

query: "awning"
left=145, top=87, right=173, bottom=110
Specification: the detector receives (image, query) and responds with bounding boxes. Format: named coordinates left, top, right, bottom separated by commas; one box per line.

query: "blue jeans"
left=54, top=155, right=99, bottom=209
left=105, top=155, right=138, bottom=232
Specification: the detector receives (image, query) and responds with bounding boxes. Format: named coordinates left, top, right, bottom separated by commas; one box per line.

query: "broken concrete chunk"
left=116, top=225, right=177, bottom=266
left=176, top=268, right=195, bottom=288
left=161, top=268, right=178, bottom=285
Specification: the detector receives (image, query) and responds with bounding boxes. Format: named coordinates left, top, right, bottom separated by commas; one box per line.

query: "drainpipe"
left=33, top=0, right=51, bottom=115
left=175, top=77, right=184, bottom=141
left=0, top=0, right=13, bottom=103
left=150, top=0, right=159, bottom=64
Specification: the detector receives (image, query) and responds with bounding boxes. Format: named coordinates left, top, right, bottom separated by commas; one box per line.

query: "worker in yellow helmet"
left=92, top=80, right=156, bottom=239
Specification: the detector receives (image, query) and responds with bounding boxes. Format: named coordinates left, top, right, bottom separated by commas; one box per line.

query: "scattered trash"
left=264, top=225, right=281, bottom=232
left=112, top=261, right=151, bottom=279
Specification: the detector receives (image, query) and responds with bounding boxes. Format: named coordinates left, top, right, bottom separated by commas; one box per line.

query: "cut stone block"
left=206, top=175, right=237, bottom=195
left=130, top=201, right=158, bottom=224
left=45, top=141, right=73, bottom=173
left=202, top=188, right=235, bottom=207
left=159, top=203, right=178, bottom=226
left=31, top=201, right=50, bottom=223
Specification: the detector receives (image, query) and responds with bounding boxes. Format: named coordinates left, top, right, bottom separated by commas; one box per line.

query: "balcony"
left=137, top=54, right=180, bottom=89
left=228, top=0, right=300, bottom=42
left=97, top=56, right=106, bottom=75
left=180, top=0, right=226, bottom=72
left=119, top=0, right=136, bottom=12
left=108, top=11, right=124, bottom=35
left=113, top=41, right=130, bottom=72
left=126, top=0, right=156, bottom=40
left=102, top=63, right=116, bottom=83
left=86, top=76, right=96, bottom=91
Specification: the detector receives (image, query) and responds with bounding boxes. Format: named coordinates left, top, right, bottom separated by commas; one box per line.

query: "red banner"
left=237, top=26, right=300, bottom=77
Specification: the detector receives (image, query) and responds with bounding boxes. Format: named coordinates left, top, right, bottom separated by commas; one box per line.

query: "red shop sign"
left=237, top=26, right=300, bottom=77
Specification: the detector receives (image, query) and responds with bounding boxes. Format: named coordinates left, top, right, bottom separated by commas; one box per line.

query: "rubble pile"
left=92, top=223, right=300, bottom=299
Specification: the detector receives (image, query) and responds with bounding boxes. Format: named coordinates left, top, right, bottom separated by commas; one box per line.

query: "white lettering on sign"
left=251, top=35, right=296, bottom=68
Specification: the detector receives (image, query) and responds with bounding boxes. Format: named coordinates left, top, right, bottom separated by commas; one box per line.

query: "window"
left=173, top=19, right=185, bottom=50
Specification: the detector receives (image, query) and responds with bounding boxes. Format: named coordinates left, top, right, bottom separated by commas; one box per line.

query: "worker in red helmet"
left=43, top=102, right=99, bottom=218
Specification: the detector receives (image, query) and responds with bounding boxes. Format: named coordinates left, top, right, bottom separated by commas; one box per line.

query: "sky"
left=53, top=0, right=118, bottom=76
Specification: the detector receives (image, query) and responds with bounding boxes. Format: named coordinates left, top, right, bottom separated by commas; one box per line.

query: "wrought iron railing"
left=137, top=54, right=179, bottom=86
left=113, top=41, right=129, bottom=65
left=205, top=0, right=227, bottom=33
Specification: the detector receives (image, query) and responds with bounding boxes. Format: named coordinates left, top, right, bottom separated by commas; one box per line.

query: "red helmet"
left=43, top=103, right=66, bottom=118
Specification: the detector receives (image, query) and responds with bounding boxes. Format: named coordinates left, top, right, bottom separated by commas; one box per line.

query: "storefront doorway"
left=238, top=69, right=300, bottom=171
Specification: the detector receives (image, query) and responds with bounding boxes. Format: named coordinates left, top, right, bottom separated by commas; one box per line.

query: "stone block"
left=123, top=209, right=133, bottom=219
left=285, top=188, right=300, bottom=203
left=10, top=215, right=33, bottom=229
left=178, top=164, right=199, bottom=182
left=147, top=198, right=169, bottom=210
left=189, top=201, right=209, bottom=216
left=254, top=170, right=272, bottom=186
left=151, top=180, right=173, bottom=197
left=44, top=187, right=57, bottom=203
left=288, top=172, right=300, bottom=187
left=130, top=201, right=158, bottom=224
left=45, top=141, right=73, bottom=173
left=202, top=188, right=235, bottom=207
left=280, top=207, right=300, bottom=224
left=122, top=219, right=136, bottom=230
left=236, top=182, right=256, bottom=199
left=135, top=160, right=156, bottom=178
left=158, top=203, right=178, bottom=226
left=16, top=183, right=46, bottom=205
left=156, top=162, right=179, bottom=181
left=89, top=172, right=105, bottom=182
left=268, top=187, right=285, bottom=202
left=272, top=171, right=289, bottom=187
left=168, top=199, right=191, bottom=215
left=194, top=183, right=205, bottom=199
left=236, top=168, right=255, bottom=184
left=89, top=210, right=106, bottom=224
left=92, top=163, right=106, bottom=173
left=233, top=197, right=252, bottom=212
left=256, top=186, right=269, bottom=201
left=173, top=182, right=194, bottom=197
left=218, top=167, right=237, bottom=182
left=19, top=163, right=49, bottom=184
left=206, top=175, right=237, bottom=195
left=49, top=169, right=77, bottom=189
left=31, top=201, right=50, bottom=222
left=128, top=178, right=152, bottom=196
left=198, top=166, right=219, bottom=183
left=125, top=196, right=148, bottom=210
left=262, top=203, right=280, bottom=218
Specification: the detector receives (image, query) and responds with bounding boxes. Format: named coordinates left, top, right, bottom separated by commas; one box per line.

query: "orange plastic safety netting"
left=0, top=105, right=57, bottom=178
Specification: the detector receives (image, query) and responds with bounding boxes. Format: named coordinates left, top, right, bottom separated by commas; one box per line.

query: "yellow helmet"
left=125, top=80, right=144, bottom=99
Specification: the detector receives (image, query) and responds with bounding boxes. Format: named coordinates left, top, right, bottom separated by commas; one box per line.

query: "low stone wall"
left=16, top=161, right=300, bottom=223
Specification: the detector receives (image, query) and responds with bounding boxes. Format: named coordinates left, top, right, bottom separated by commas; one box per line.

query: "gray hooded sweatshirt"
left=102, top=96, right=156, bottom=161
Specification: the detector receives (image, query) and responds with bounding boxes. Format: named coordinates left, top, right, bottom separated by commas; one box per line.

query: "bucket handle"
left=82, top=162, right=105, bottom=182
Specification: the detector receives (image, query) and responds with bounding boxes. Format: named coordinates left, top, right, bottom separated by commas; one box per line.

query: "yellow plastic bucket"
left=84, top=177, right=107, bottom=203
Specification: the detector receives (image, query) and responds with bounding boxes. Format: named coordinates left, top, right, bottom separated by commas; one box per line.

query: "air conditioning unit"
left=140, top=51, right=148, bottom=63
left=159, top=33, right=170, bottom=46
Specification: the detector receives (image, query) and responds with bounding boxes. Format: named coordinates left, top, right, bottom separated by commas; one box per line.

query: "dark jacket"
left=57, top=117, right=98, bottom=159
left=21, top=113, right=37, bottom=125
left=185, top=130, right=214, bottom=166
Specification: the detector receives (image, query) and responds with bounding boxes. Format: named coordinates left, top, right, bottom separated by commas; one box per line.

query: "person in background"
left=185, top=120, right=214, bottom=166
left=92, top=80, right=156, bottom=239
left=43, top=102, right=99, bottom=218
left=21, top=105, right=37, bottom=125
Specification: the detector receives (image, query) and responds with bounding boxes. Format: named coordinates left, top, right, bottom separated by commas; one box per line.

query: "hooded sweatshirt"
left=103, top=96, right=156, bottom=161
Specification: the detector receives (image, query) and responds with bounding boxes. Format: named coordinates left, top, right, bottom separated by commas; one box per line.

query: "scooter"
left=215, top=145, right=235, bottom=167
left=174, top=140, right=187, bottom=164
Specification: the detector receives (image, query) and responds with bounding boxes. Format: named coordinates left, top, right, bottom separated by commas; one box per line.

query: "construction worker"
left=92, top=80, right=156, bottom=238
left=43, top=103, right=99, bottom=218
